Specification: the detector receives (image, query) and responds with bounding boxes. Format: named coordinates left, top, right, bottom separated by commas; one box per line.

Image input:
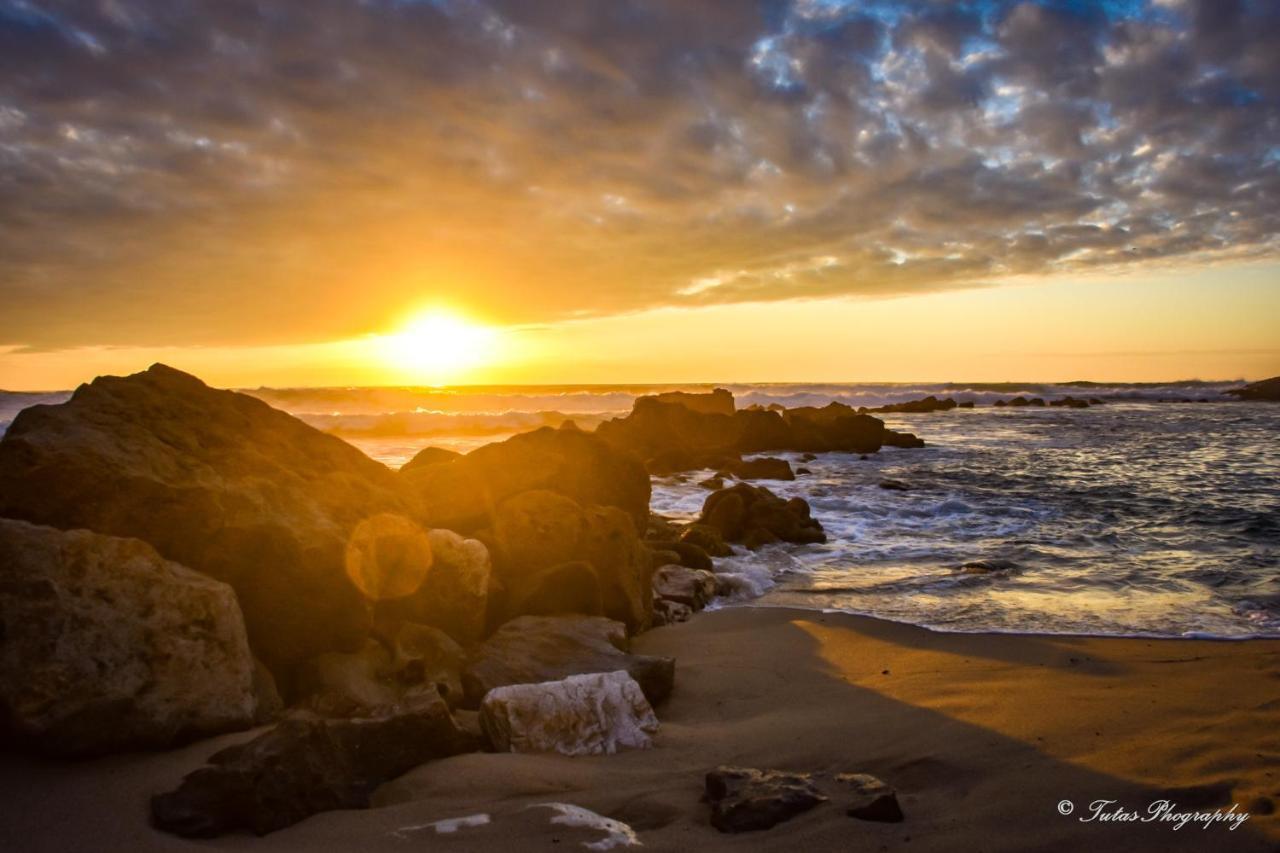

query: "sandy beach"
left=3, top=605, right=1276, bottom=852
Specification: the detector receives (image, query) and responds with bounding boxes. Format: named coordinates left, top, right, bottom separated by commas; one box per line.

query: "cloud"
left=0, top=0, right=1276, bottom=348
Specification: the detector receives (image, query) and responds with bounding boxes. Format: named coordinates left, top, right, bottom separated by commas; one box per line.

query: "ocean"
left=3, top=380, right=1276, bottom=639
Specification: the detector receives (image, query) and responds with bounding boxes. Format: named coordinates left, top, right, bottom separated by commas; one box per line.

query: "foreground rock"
left=462, top=616, right=674, bottom=708
left=1227, top=375, right=1280, bottom=402
left=401, top=425, right=650, bottom=533
left=490, top=490, right=652, bottom=631
left=652, top=565, right=717, bottom=610
left=375, top=528, right=492, bottom=645
left=699, top=483, right=825, bottom=549
left=839, top=773, right=905, bottom=822
left=0, top=364, right=419, bottom=673
left=0, top=519, right=257, bottom=756
left=151, top=694, right=465, bottom=837
left=480, top=671, right=658, bottom=756
left=704, top=767, right=827, bottom=833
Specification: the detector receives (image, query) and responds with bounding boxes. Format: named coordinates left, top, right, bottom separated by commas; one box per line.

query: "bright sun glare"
left=380, top=309, right=498, bottom=383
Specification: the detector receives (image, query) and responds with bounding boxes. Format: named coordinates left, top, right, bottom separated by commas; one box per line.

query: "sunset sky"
left=1, top=0, right=1277, bottom=389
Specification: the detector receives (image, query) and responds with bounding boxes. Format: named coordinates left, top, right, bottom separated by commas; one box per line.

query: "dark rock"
left=883, top=430, right=925, bottom=449
left=796, top=467, right=812, bottom=475
left=958, top=401, right=975, bottom=409
left=596, top=398, right=740, bottom=468
left=733, top=409, right=794, bottom=453
left=870, top=396, right=957, bottom=414
left=783, top=404, right=885, bottom=454
left=994, top=399, right=1008, bottom=407
left=645, top=513, right=683, bottom=542
left=503, top=560, right=604, bottom=621
left=462, top=615, right=674, bottom=708
left=730, top=457, right=795, bottom=481
left=1008, top=396, right=1030, bottom=406
left=398, top=446, right=462, bottom=473
left=704, top=767, right=827, bottom=833
left=680, top=523, right=733, bottom=558
left=878, top=479, right=910, bottom=491
left=373, top=529, right=492, bottom=646
left=838, top=773, right=904, bottom=822
left=956, top=559, right=1019, bottom=576
left=651, top=388, right=736, bottom=415
left=698, top=475, right=726, bottom=490
left=0, top=364, right=419, bottom=673
left=653, top=565, right=717, bottom=610
left=652, top=598, right=693, bottom=626
left=490, top=490, right=652, bottom=631
left=649, top=548, right=682, bottom=569
left=646, top=540, right=713, bottom=571
left=1226, top=376, right=1280, bottom=402
left=150, top=694, right=465, bottom=837
left=699, top=483, right=824, bottom=549
left=0, top=519, right=258, bottom=757
left=402, top=425, right=650, bottom=534
left=1049, top=397, right=1090, bottom=408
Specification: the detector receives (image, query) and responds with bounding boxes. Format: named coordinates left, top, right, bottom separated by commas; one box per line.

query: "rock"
left=1226, top=376, right=1280, bottom=402
left=680, top=523, right=733, bottom=557
left=650, top=388, right=735, bottom=415
left=490, top=490, right=651, bottom=631
left=502, top=560, right=604, bottom=621
left=730, top=457, right=795, bottom=481
left=151, top=693, right=465, bottom=837
left=343, top=513, right=434, bottom=602
left=1049, top=397, right=1090, bottom=408
left=883, top=429, right=925, bottom=449
left=1008, top=396, right=1029, bottom=406
left=0, top=364, right=419, bottom=673
left=698, top=475, right=726, bottom=491
left=645, top=540, right=713, bottom=571
left=398, top=446, right=462, bottom=473
left=958, top=401, right=975, bottom=408
left=0, top=519, right=258, bottom=757
left=733, top=409, right=794, bottom=453
left=375, top=529, right=492, bottom=646
left=783, top=405, right=885, bottom=454
left=251, top=660, right=285, bottom=724
left=652, top=598, right=693, bottom=626
left=796, top=467, right=812, bottom=475
left=704, top=767, right=827, bottom=833
left=296, top=622, right=465, bottom=715
left=699, top=483, right=825, bottom=548
left=800, top=453, right=817, bottom=462
left=956, top=559, right=1019, bottom=576
left=870, top=396, right=957, bottom=414
left=462, top=615, right=674, bottom=708
left=994, top=399, right=1008, bottom=407
left=878, top=479, right=910, bottom=491
left=653, top=565, right=717, bottom=610
left=645, top=513, right=683, bottom=542
left=479, top=671, right=658, bottom=756
left=596, top=398, right=740, bottom=471
left=838, top=773, right=904, bottom=822
left=401, top=425, right=650, bottom=534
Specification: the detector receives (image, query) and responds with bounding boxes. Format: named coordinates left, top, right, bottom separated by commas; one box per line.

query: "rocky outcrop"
left=462, top=616, right=674, bottom=708
left=501, top=560, right=605, bottom=621
left=374, top=528, right=492, bottom=646
left=650, top=388, right=735, bottom=416
left=0, top=519, right=258, bottom=756
left=1226, top=376, right=1280, bottom=402
left=782, top=404, right=885, bottom=454
left=652, top=565, right=717, bottom=610
left=1048, top=397, right=1091, bottom=408
left=704, top=767, right=827, bottom=833
left=883, top=429, right=926, bottom=449
left=401, top=425, right=650, bottom=534
left=729, top=457, right=795, bottom=481
left=151, top=693, right=465, bottom=837
left=490, top=490, right=651, bottom=631
left=479, top=670, right=658, bottom=756
left=699, top=483, right=825, bottom=549
left=398, top=446, right=462, bottom=474
left=679, top=524, right=733, bottom=557
left=0, top=364, right=419, bottom=673
left=869, top=396, right=957, bottom=414
left=839, top=773, right=904, bottom=822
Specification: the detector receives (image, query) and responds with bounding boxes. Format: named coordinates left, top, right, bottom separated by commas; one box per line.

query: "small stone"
left=837, top=773, right=904, bottom=823
left=704, top=766, right=827, bottom=833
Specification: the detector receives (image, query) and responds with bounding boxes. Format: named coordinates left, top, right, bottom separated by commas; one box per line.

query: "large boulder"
left=699, top=483, right=825, bottom=548
left=595, top=397, right=740, bottom=468
left=783, top=404, right=885, bottom=454
left=730, top=457, right=795, bottom=481
left=151, top=693, right=465, bottom=837
left=652, top=565, right=718, bottom=611
left=0, top=519, right=257, bottom=756
left=501, top=560, right=605, bottom=622
left=401, top=425, right=650, bottom=534
left=480, top=670, right=659, bottom=756
left=0, top=364, right=420, bottom=673
left=462, top=615, right=674, bottom=708
left=490, top=490, right=652, bottom=631
left=650, top=388, right=735, bottom=415
left=374, top=529, right=492, bottom=646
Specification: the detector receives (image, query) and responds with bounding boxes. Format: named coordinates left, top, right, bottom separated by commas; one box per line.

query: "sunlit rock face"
left=0, top=364, right=421, bottom=673
left=401, top=425, right=651, bottom=534
left=0, top=519, right=257, bottom=756
left=479, top=670, right=659, bottom=756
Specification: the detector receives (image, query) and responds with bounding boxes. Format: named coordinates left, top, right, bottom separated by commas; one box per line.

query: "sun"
left=379, top=309, right=498, bottom=384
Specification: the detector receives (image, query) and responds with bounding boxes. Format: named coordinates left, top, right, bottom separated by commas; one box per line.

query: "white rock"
left=536, top=803, right=642, bottom=850
left=480, top=670, right=658, bottom=756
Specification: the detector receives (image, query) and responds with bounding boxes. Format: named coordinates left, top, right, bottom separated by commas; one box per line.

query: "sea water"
left=3, top=381, right=1275, bottom=638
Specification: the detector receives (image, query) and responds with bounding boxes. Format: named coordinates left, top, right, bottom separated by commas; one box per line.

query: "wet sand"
left=2, top=606, right=1277, bottom=852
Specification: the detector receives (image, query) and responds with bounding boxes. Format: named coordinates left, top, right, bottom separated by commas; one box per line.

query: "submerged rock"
left=0, top=364, right=419, bottom=673
left=151, top=693, right=465, bottom=837
left=462, top=615, right=674, bottom=708
left=1226, top=376, right=1280, bottom=402
left=704, top=767, right=827, bottom=833
left=869, top=395, right=957, bottom=414
left=838, top=773, right=904, bottom=822
left=730, top=457, right=795, bottom=481
left=883, top=429, right=925, bottom=449
left=699, top=483, right=825, bottom=549
left=480, top=671, right=659, bottom=756
left=0, top=519, right=258, bottom=757
left=402, top=425, right=650, bottom=534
